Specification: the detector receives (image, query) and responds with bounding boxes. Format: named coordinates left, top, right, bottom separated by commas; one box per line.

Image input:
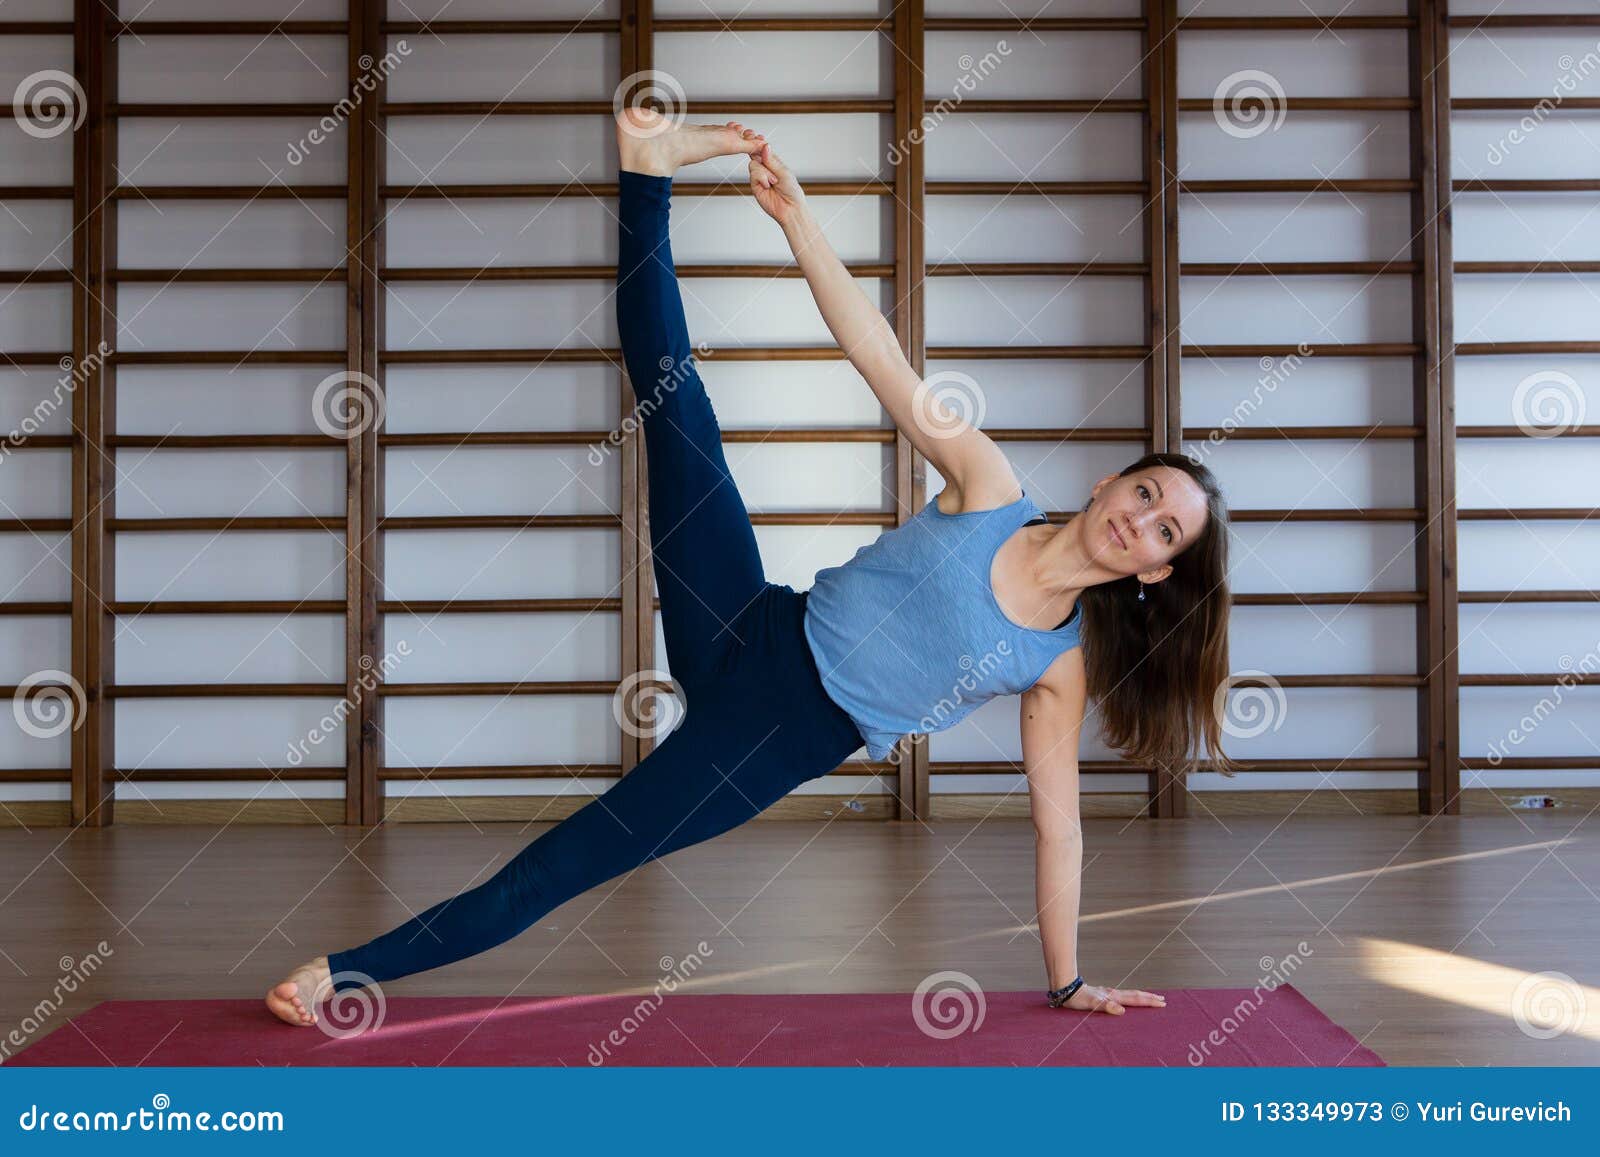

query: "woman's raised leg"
left=613, top=113, right=772, bottom=683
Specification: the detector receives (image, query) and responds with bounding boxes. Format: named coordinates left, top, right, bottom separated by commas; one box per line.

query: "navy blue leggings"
left=326, top=169, right=864, bottom=992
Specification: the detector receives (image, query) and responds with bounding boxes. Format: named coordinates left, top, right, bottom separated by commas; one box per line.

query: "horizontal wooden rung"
left=111, top=350, right=348, bottom=365
left=382, top=99, right=895, bottom=116
left=108, top=434, right=348, bottom=449
left=107, top=683, right=345, bottom=698
left=1179, top=97, right=1418, bottom=111
left=1232, top=592, right=1425, bottom=605
left=108, top=516, right=344, bottom=532
left=1447, top=14, right=1600, bottom=27
left=1457, top=508, right=1600, bottom=520
left=1179, top=16, right=1415, bottom=29
left=111, top=21, right=348, bottom=34
left=113, top=185, right=348, bottom=200
left=381, top=19, right=619, bottom=34
left=1179, top=179, right=1417, bottom=193
left=109, top=268, right=346, bottom=283
left=1455, top=342, right=1600, bottom=355
left=1182, top=425, right=1422, bottom=440
left=1452, top=98, right=1600, bottom=111
left=381, top=681, right=617, bottom=696
left=1182, top=261, right=1419, bottom=276
left=1457, top=425, right=1600, bottom=437
left=0, top=601, right=72, bottom=614
left=1183, top=343, right=1419, bottom=358
left=109, top=600, right=346, bottom=614
left=1457, top=590, right=1599, bottom=603
left=1461, top=673, right=1600, bottom=686
left=381, top=598, right=623, bottom=614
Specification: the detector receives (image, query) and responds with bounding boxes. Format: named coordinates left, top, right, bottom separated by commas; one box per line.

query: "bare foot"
left=616, top=109, right=766, bottom=177
left=265, top=955, right=332, bottom=1027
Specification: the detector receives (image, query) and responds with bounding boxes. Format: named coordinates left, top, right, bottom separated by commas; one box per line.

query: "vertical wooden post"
left=1424, top=0, right=1460, bottom=814
left=353, top=0, right=385, bottom=825
left=893, top=0, right=928, bottom=820
left=1409, top=0, right=1456, bottom=814
left=629, top=0, right=657, bottom=768
left=70, top=0, right=113, bottom=826
left=620, top=0, right=645, bottom=774
left=1146, top=0, right=1186, bottom=817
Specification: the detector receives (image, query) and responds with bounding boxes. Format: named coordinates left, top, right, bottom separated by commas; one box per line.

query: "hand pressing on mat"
left=749, top=142, right=808, bottom=229
left=1060, top=983, right=1167, bottom=1015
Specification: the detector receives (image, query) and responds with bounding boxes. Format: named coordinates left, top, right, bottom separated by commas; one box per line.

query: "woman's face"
left=1085, top=466, right=1210, bottom=580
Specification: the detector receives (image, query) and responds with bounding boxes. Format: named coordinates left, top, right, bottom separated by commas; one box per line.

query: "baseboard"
left=3, top=787, right=1592, bottom=827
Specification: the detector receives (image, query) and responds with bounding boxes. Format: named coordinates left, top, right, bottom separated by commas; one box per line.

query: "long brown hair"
left=1076, top=452, right=1237, bottom=777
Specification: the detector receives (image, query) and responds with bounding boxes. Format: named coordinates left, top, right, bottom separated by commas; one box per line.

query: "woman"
left=267, top=109, right=1232, bottom=1028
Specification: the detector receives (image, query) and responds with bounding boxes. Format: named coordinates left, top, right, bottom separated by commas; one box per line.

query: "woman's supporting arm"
left=1021, top=651, right=1090, bottom=990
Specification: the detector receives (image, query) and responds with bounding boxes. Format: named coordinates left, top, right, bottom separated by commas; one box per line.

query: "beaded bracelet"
left=1046, top=976, right=1084, bottom=1008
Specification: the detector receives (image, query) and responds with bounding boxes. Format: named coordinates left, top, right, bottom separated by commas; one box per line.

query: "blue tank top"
left=802, top=488, right=1084, bottom=760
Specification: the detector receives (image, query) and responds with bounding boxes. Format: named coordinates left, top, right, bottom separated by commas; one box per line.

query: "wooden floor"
left=1, top=810, right=1596, bottom=1066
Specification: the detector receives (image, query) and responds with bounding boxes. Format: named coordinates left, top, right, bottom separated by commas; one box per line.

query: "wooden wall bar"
left=11, top=0, right=1595, bottom=824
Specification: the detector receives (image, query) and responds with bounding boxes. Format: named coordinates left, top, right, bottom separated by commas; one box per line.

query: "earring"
left=1137, top=580, right=1146, bottom=602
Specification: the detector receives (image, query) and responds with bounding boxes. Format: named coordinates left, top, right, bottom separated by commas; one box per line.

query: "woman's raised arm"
left=749, top=143, right=1016, bottom=506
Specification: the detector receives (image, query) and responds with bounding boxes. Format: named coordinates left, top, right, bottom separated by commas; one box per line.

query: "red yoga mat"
left=6, top=985, right=1381, bottom=1067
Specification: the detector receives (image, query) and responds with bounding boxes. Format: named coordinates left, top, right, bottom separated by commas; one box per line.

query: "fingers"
left=1109, top=988, right=1167, bottom=1007
left=749, top=158, right=775, bottom=189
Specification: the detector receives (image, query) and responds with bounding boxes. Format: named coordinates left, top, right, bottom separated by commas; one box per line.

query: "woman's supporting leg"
left=324, top=701, right=811, bottom=991
left=615, top=167, right=767, bottom=681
